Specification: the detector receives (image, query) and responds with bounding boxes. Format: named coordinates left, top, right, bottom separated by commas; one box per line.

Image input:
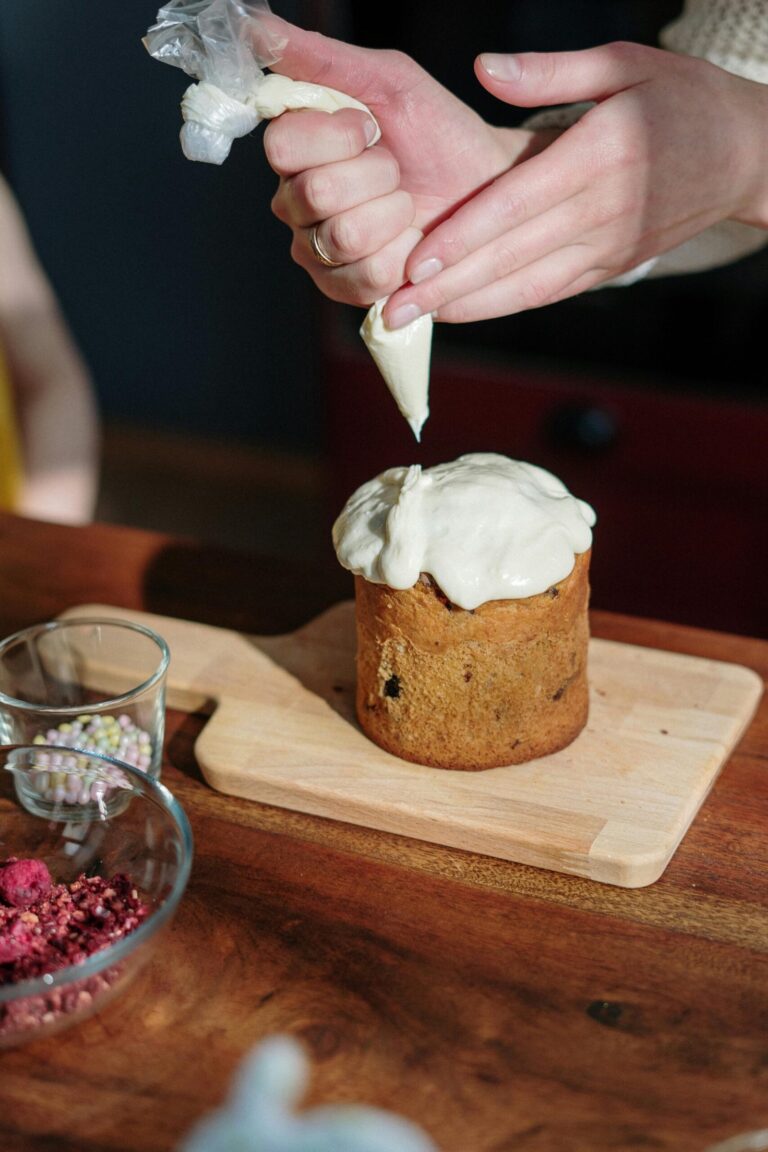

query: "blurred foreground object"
left=180, top=1034, right=437, bottom=1152
left=705, top=1131, right=768, bottom=1152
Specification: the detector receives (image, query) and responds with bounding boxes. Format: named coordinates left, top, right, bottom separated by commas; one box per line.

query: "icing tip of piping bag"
left=409, top=415, right=426, bottom=442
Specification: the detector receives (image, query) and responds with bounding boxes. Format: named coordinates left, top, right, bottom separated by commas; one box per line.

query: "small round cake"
left=332, top=453, right=596, bottom=771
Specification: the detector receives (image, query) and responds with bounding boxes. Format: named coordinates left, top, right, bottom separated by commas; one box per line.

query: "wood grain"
left=62, top=601, right=763, bottom=888
left=1, top=513, right=767, bottom=1152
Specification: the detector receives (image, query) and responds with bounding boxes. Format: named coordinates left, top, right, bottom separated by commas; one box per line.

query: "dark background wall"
left=0, top=1, right=320, bottom=450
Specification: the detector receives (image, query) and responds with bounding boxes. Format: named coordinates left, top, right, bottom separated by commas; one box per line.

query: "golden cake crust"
left=354, top=551, right=591, bottom=770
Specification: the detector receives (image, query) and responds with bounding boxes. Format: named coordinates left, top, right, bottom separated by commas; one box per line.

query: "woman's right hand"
left=262, top=17, right=552, bottom=305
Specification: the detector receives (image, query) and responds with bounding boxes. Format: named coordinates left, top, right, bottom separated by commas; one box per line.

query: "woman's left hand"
left=382, top=41, right=768, bottom=328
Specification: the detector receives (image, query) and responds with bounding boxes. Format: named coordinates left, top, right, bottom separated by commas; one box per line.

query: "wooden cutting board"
left=63, top=603, right=763, bottom=888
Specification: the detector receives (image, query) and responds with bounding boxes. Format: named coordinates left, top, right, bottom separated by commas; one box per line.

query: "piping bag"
left=144, top=0, right=433, bottom=439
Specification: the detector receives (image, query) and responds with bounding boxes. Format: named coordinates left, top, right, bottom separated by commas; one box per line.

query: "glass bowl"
left=0, top=618, right=170, bottom=779
left=0, top=746, right=192, bottom=1047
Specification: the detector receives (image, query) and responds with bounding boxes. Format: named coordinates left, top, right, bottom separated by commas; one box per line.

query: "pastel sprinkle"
left=25, top=714, right=152, bottom=805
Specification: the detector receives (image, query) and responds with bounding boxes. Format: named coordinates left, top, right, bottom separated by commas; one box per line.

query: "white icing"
left=360, top=300, right=433, bottom=440
left=180, top=81, right=260, bottom=163
left=180, top=75, right=381, bottom=164
left=253, top=74, right=382, bottom=136
left=332, top=453, right=596, bottom=610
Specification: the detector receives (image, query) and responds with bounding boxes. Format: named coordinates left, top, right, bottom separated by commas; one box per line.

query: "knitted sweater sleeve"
left=661, top=0, right=768, bottom=83
left=522, top=0, right=768, bottom=283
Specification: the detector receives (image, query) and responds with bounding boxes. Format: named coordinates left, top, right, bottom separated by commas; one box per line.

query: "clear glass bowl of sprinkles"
left=0, top=746, right=192, bottom=1047
left=0, top=617, right=170, bottom=780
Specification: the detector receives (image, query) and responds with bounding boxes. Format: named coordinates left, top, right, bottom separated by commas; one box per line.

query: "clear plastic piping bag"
left=144, top=0, right=379, bottom=164
left=144, top=0, right=430, bottom=438
left=144, top=0, right=285, bottom=162
left=144, top=0, right=284, bottom=98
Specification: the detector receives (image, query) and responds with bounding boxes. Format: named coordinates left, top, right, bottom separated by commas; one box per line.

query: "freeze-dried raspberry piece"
left=0, top=862, right=149, bottom=986
left=0, top=919, right=37, bottom=964
left=0, top=858, right=52, bottom=908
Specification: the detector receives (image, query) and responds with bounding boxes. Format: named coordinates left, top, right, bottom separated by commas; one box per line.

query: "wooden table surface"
left=0, top=511, right=766, bottom=1152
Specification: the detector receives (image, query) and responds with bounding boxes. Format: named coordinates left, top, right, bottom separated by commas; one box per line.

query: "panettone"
left=333, top=454, right=596, bottom=770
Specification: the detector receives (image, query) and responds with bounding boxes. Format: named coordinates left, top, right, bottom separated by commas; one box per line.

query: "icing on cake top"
left=332, top=453, right=596, bottom=610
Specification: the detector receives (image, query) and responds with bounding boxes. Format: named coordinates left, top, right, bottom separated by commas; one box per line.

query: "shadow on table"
left=141, top=541, right=351, bottom=636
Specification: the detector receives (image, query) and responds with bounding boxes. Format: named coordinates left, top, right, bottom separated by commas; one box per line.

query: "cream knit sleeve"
left=661, top=0, right=768, bottom=82
left=524, top=0, right=768, bottom=283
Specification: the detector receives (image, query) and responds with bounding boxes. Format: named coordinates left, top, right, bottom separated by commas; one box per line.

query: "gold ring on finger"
left=309, top=224, right=344, bottom=268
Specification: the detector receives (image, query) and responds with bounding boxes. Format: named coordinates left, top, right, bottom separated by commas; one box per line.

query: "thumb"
left=475, top=41, right=665, bottom=107
left=254, top=14, right=419, bottom=106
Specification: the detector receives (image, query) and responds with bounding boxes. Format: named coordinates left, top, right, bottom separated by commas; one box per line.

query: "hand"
left=262, top=18, right=554, bottom=305
left=381, top=41, right=768, bottom=326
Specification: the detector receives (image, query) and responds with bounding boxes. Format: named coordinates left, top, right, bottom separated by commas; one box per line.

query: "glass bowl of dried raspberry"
left=0, top=745, right=192, bottom=1046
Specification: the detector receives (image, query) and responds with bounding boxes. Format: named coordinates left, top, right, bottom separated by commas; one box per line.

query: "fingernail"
left=480, top=53, right=521, bottom=81
left=387, top=303, right=422, bottom=330
left=410, top=257, right=442, bottom=284
left=363, top=116, right=378, bottom=145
